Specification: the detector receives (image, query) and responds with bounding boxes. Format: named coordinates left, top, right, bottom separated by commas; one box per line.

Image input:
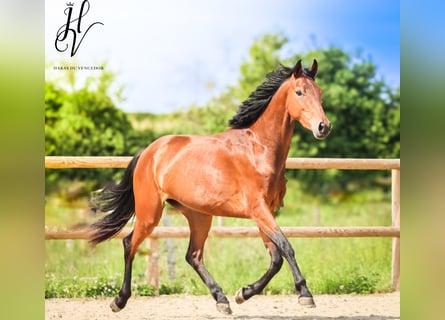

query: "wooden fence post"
left=391, top=169, right=400, bottom=290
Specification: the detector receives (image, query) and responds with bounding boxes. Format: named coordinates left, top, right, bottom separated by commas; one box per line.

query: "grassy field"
left=45, top=179, right=394, bottom=298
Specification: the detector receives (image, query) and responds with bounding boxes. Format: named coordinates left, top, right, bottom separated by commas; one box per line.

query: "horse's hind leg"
left=111, top=196, right=163, bottom=312
left=235, top=231, right=283, bottom=304
left=182, top=210, right=232, bottom=315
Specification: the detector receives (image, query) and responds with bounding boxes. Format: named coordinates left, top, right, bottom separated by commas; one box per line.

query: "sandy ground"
left=45, top=292, right=399, bottom=320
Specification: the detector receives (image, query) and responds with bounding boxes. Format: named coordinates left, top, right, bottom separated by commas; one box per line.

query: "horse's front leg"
left=235, top=231, right=283, bottom=304
left=268, top=228, right=316, bottom=307
left=252, top=204, right=316, bottom=308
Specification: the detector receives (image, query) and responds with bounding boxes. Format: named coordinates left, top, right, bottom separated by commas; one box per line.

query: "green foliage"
left=159, top=283, right=184, bottom=295
left=45, top=275, right=120, bottom=298
left=206, top=33, right=290, bottom=133
left=136, top=284, right=157, bottom=296
left=45, top=67, right=158, bottom=192
left=45, top=69, right=132, bottom=157
left=322, top=272, right=381, bottom=294
left=45, top=274, right=159, bottom=298
left=234, top=33, right=289, bottom=102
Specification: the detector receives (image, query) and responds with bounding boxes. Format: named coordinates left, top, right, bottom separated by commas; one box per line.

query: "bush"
left=321, top=272, right=380, bottom=294
left=135, top=284, right=156, bottom=296
left=45, top=273, right=185, bottom=298
left=45, top=275, right=120, bottom=298
left=159, top=283, right=184, bottom=295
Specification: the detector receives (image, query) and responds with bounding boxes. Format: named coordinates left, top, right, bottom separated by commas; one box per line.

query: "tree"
left=181, top=33, right=290, bottom=134
left=234, top=33, right=289, bottom=102
left=45, top=68, right=134, bottom=190
left=45, top=69, right=131, bottom=156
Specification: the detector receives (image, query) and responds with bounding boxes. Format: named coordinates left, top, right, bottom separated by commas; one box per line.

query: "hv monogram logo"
left=55, top=1, right=104, bottom=57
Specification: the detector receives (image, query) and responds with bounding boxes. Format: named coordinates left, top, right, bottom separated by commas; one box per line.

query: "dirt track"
left=45, top=292, right=399, bottom=320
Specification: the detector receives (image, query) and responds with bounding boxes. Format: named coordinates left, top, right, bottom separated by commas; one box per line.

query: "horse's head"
left=285, top=59, right=331, bottom=140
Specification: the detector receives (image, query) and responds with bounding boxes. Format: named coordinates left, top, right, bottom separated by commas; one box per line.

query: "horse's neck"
left=249, top=90, right=294, bottom=169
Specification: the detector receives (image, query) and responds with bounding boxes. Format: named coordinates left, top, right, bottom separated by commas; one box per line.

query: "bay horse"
left=89, top=59, right=331, bottom=314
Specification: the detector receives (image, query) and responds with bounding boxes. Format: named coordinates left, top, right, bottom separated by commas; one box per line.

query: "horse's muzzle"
left=313, top=121, right=331, bottom=140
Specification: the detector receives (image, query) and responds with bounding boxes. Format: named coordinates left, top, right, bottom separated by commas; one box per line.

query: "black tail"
left=89, top=150, right=143, bottom=245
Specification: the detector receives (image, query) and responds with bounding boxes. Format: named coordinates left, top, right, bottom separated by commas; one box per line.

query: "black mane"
left=228, top=65, right=293, bottom=129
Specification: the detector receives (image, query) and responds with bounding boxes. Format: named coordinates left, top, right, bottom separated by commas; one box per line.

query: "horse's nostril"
left=318, top=122, right=331, bottom=135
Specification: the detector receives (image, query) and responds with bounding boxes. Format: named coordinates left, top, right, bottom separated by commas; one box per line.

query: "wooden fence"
left=45, top=156, right=400, bottom=290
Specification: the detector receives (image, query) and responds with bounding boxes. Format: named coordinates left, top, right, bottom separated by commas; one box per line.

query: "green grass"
left=45, top=179, right=394, bottom=298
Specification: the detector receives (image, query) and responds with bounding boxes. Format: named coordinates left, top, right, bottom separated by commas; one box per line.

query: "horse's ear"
left=292, top=60, right=303, bottom=77
left=309, top=59, right=318, bottom=78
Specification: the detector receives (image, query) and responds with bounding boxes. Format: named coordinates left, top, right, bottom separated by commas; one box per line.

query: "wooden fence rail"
left=45, top=226, right=400, bottom=240
left=45, top=156, right=400, bottom=170
left=45, top=156, right=400, bottom=290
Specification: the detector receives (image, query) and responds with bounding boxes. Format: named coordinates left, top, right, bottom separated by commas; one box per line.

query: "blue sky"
left=45, top=0, right=399, bottom=114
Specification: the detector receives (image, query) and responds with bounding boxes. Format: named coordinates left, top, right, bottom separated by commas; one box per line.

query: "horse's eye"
left=296, top=90, right=303, bottom=96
